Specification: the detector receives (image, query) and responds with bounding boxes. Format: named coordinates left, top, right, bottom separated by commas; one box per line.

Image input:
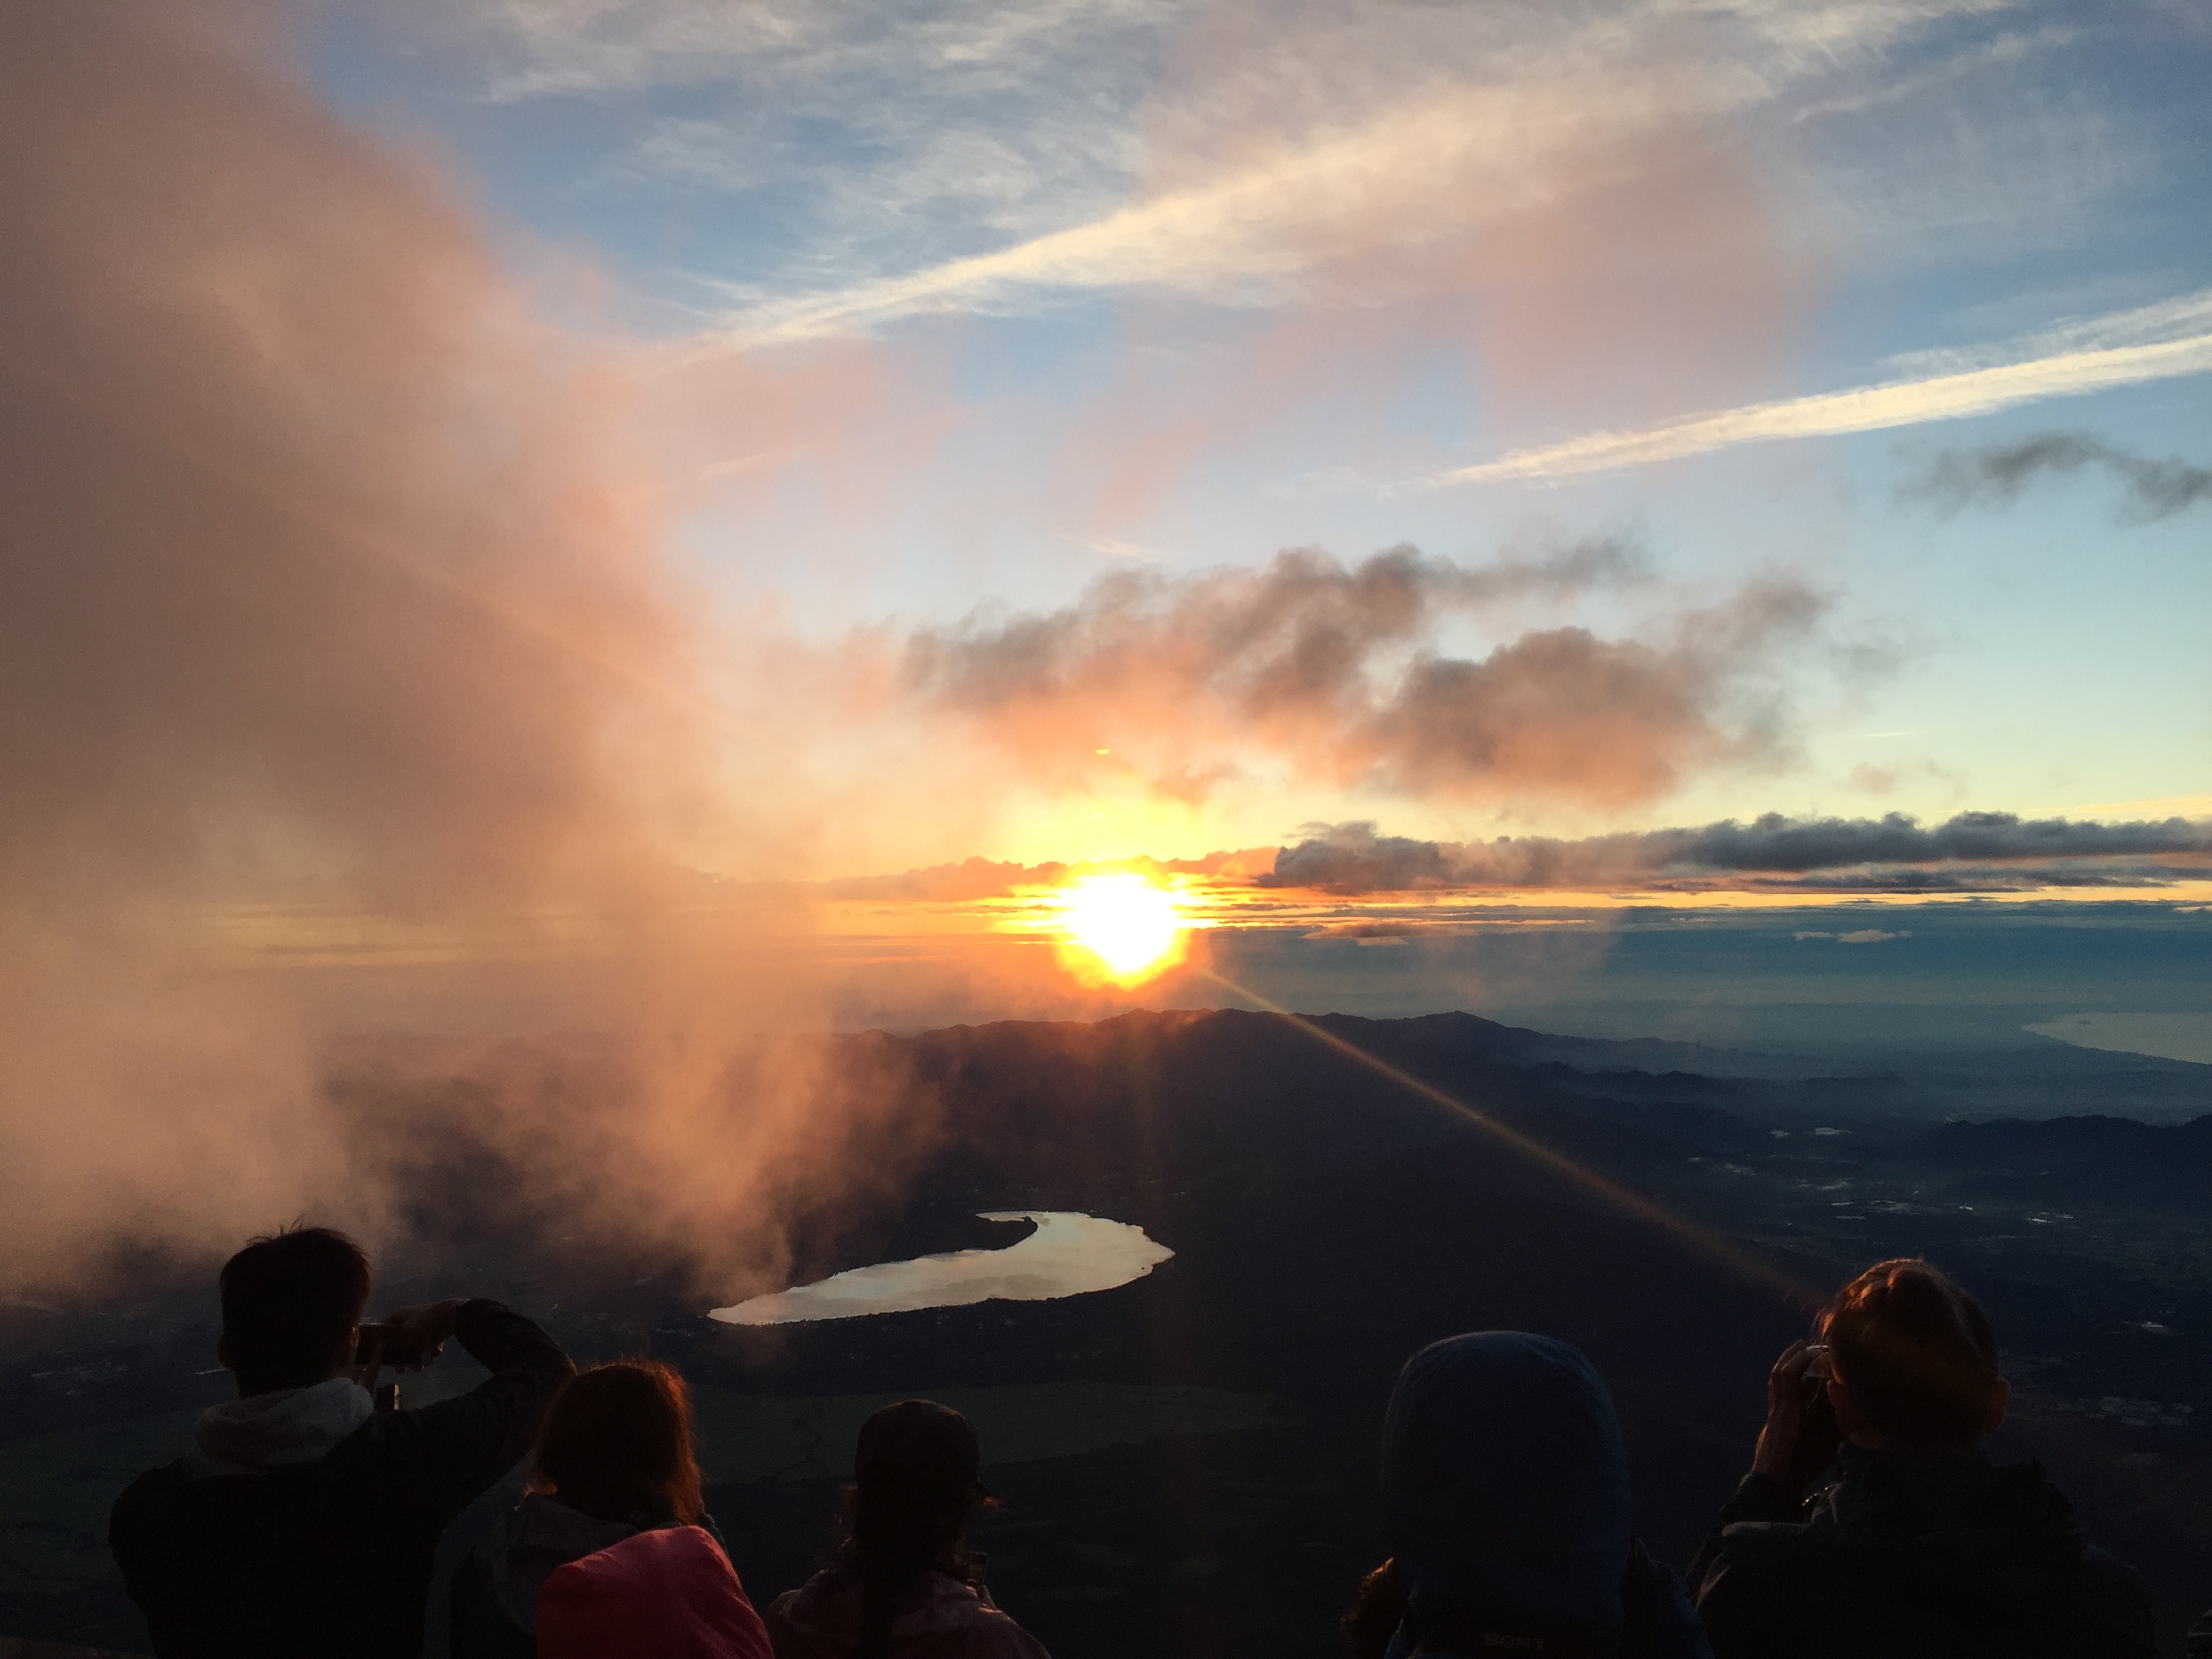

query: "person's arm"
left=1685, top=1340, right=1820, bottom=1595
left=378, top=1298, right=573, bottom=1517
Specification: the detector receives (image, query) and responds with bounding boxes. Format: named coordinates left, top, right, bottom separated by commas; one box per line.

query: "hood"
left=184, top=1376, right=373, bottom=1479
left=1818, top=1448, right=2091, bottom=1604
left=767, top=1566, right=1003, bottom=1656
left=475, top=1492, right=638, bottom=1632
left=535, top=1525, right=770, bottom=1659
left=1382, top=1332, right=1632, bottom=1635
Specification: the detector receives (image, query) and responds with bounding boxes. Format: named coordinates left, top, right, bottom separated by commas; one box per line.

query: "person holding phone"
left=1688, top=1257, right=2153, bottom=1659
left=109, top=1224, right=573, bottom=1658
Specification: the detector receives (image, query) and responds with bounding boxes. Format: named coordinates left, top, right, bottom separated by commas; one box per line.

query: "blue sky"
left=286, top=1, right=2212, bottom=874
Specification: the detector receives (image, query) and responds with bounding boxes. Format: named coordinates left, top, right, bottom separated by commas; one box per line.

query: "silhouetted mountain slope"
left=4, top=1007, right=2207, bottom=1656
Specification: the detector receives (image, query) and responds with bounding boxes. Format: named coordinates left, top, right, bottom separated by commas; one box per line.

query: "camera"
left=354, top=1320, right=424, bottom=1370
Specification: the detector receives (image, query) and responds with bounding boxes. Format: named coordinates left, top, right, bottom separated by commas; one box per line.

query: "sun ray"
left=1196, top=966, right=1820, bottom=1307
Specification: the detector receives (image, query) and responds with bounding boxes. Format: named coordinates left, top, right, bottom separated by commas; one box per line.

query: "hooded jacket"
left=1689, top=1446, right=2154, bottom=1659
left=535, top=1525, right=773, bottom=1659
left=451, top=1494, right=742, bottom=1658
left=450, top=1492, right=643, bottom=1659
left=764, top=1563, right=1050, bottom=1659
left=1380, top=1332, right=1710, bottom=1659
left=108, top=1299, right=572, bottom=1659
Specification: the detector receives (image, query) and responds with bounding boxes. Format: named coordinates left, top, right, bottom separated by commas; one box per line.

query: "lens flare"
left=1055, top=874, right=1188, bottom=984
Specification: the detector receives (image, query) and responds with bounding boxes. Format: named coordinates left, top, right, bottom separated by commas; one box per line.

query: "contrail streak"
left=1416, top=331, right=2212, bottom=487
left=1199, top=967, right=1820, bottom=1307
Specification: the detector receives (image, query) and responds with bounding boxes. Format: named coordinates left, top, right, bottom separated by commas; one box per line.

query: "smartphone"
left=354, top=1321, right=424, bottom=1370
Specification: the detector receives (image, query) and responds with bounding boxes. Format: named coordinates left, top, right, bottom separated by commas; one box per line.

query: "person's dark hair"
left=1820, top=1257, right=2002, bottom=1452
left=219, top=1225, right=371, bottom=1392
left=838, top=1400, right=988, bottom=1659
left=533, top=1359, right=705, bottom=1527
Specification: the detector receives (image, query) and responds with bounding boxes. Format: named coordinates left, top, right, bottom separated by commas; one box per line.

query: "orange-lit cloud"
left=903, top=544, right=1818, bottom=808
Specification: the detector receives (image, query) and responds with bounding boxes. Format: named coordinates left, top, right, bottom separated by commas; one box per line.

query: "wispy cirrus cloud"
left=637, top=0, right=2016, bottom=353
left=678, top=76, right=1709, bottom=352
left=1412, top=296, right=2212, bottom=487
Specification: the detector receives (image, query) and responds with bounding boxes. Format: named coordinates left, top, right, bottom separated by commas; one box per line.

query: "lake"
left=709, top=1210, right=1174, bottom=1325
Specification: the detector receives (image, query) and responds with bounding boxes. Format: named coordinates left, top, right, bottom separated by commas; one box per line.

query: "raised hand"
left=1750, top=1338, right=1826, bottom=1484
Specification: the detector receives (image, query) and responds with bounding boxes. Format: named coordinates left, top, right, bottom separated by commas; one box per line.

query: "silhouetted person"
left=453, top=1357, right=770, bottom=1659
left=108, top=1225, right=573, bottom=1658
left=1344, top=1332, right=1711, bottom=1659
left=764, top=1399, right=1048, bottom=1659
left=1689, top=1257, right=2154, bottom=1659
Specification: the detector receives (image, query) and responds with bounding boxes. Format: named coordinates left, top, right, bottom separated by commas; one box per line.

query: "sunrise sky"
left=302, top=0, right=2212, bottom=876
left=3, top=0, right=2209, bottom=1290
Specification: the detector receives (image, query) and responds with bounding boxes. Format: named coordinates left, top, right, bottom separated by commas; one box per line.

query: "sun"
left=1054, top=874, right=1189, bottom=985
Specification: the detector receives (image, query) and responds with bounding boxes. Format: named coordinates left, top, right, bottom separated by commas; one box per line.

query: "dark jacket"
left=1689, top=1446, right=2154, bottom=1659
left=110, top=1299, right=573, bottom=1659
left=1379, top=1332, right=1711, bottom=1659
left=2188, top=1605, right=2211, bottom=1659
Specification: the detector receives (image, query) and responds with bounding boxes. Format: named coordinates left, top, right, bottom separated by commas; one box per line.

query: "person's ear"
left=335, top=1323, right=361, bottom=1374
left=1987, top=1377, right=2010, bottom=1435
left=216, top=1333, right=234, bottom=1372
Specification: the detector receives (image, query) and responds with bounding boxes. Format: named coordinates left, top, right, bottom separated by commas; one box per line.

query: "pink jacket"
left=764, top=1566, right=1050, bottom=1659
left=537, top=1525, right=774, bottom=1659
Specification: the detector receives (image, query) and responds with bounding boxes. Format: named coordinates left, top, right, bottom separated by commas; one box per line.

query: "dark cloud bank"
left=1259, top=813, right=2212, bottom=895
left=813, top=813, right=2211, bottom=903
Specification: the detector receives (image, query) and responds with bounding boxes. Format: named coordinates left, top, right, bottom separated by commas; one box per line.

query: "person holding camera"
left=1688, top=1256, right=2152, bottom=1659
left=109, top=1224, right=574, bottom=1658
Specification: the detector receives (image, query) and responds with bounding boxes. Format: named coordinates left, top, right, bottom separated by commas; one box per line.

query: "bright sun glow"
left=1056, top=874, right=1188, bottom=983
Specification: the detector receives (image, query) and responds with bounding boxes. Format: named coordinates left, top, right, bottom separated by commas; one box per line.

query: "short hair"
left=533, top=1359, right=704, bottom=1526
left=219, top=1225, right=372, bottom=1389
left=1820, top=1258, right=2002, bottom=1452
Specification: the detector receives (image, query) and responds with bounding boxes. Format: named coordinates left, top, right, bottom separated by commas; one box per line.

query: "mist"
left=0, top=3, right=880, bottom=1301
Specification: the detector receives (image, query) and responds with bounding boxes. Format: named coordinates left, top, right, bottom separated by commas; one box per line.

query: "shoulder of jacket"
left=111, top=1459, right=188, bottom=1519
left=1711, top=1516, right=1851, bottom=1601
